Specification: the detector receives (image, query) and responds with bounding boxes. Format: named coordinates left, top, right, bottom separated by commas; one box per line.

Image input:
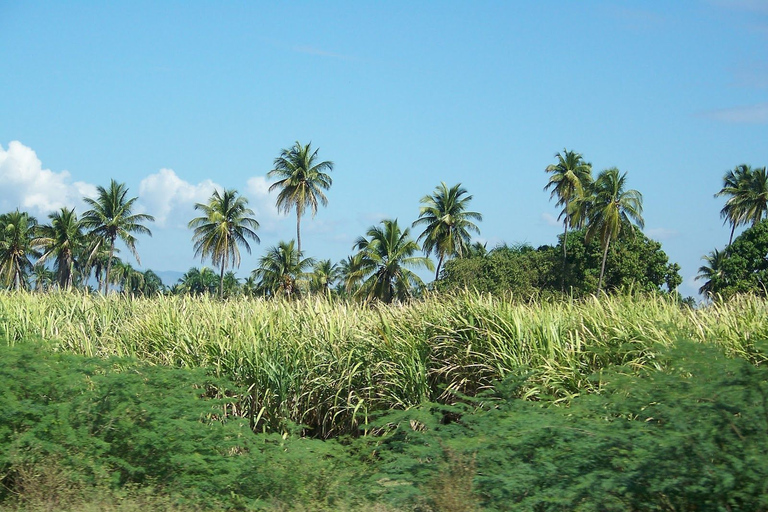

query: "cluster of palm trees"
left=696, top=163, right=768, bottom=296
left=0, top=180, right=154, bottom=294
left=544, top=149, right=644, bottom=293
left=188, top=141, right=483, bottom=302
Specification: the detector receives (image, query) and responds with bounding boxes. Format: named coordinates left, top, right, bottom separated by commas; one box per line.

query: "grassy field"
left=1, top=291, right=766, bottom=437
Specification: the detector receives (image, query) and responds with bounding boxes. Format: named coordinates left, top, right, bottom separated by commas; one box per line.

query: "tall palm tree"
left=189, top=189, right=260, bottom=299
left=32, top=207, right=85, bottom=290
left=252, top=240, right=315, bottom=298
left=353, top=219, right=434, bottom=303
left=585, top=168, right=644, bottom=293
left=268, top=141, right=333, bottom=255
left=716, top=164, right=768, bottom=245
left=0, top=211, right=39, bottom=290
left=544, top=149, right=593, bottom=290
left=696, top=248, right=728, bottom=298
left=81, top=180, right=154, bottom=294
left=412, top=182, right=482, bottom=280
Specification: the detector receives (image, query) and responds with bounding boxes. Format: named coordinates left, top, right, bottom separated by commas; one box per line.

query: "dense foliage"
left=437, top=227, right=681, bottom=297
left=2, top=337, right=768, bottom=511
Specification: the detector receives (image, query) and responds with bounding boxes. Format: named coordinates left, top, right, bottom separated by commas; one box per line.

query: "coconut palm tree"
left=544, top=149, right=593, bottom=290
left=412, top=182, right=482, bottom=280
left=268, top=141, right=333, bottom=255
left=81, top=180, right=154, bottom=294
left=176, top=267, right=219, bottom=295
left=0, top=210, right=39, bottom=290
left=310, top=259, right=341, bottom=296
left=252, top=240, right=315, bottom=298
left=585, top=168, right=644, bottom=293
left=717, top=165, right=768, bottom=246
left=353, top=219, right=434, bottom=303
left=696, top=248, right=728, bottom=298
left=31, top=264, right=54, bottom=292
left=141, top=269, right=165, bottom=296
left=337, top=253, right=366, bottom=298
left=32, top=207, right=85, bottom=290
left=189, top=189, right=260, bottom=299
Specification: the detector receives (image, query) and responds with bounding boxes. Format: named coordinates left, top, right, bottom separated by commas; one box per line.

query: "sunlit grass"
left=1, top=290, right=766, bottom=436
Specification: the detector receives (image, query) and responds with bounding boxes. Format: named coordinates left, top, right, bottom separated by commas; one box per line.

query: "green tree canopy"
left=0, top=210, right=39, bottom=290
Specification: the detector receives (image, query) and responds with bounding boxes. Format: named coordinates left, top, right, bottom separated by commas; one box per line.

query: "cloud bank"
left=0, top=141, right=96, bottom=217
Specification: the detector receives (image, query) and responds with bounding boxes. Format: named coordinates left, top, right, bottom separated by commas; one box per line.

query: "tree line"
left=3, top=143, right=759, bottom=301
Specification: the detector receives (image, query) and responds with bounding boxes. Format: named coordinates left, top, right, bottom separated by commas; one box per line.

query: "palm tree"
left=353, top=219, right=434, bottom=303
left=268, top=141, right=333, bottom=255
left=110, top=260, right=145, bottom=296
left=696, top=248, right=728, bottom=298
left=177, top=267, right=219, bottom=295
left=81, top=180, right=154, bottom=294
left=0, top=211, right=39, bottom=290
left=252, top=240, right=315, bottom=298
left=31, top=264, right=54, bottom=292
left=337, top=253, right=366, bottom=297
left=544, top=149, right=593, bottom=290
left=412, top=182, right=482, bottom=280
left=585, top=168, right=644, bottom=293
left=310, top=259, right=341, bottom=296
left=189, top=189, right=260, bottom=299
left=141, top=269, right=164, bottom=296
left=716, top=164, right=768, bottom=245
left=32, top=207, right=85, bottom=290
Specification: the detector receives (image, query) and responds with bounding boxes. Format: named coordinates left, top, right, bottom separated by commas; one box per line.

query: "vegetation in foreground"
left=1, top=336, right=767, bottom=511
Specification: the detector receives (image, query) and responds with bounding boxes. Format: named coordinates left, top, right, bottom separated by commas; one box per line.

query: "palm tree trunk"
left=597, top=235, right=611, bottom=294
left=296, top=211, right=302, bottom=256
left=219, top=259, right=225, bottom=300
left=728, top=223, right=736, bottom=246
left=435, top=254, right=444, bottom=281
left=105, top=241, right=115, bottom=294
left=561, top=219, right=569, bottom=292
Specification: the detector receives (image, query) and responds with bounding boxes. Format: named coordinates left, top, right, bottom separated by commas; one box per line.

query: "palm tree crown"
left=32, top=207, right=85, bottom=290
left=412, top=182, right=482, bottom=280
left=268, top=141, right=333, bottom=255
left=716, top=164, right=768, bottom=245
left=81, top=180, right=154, bottom=294
left=252, top=240, right=315, bottom=298
left=585, top=168, right=644, bottom=293
left=353, top=219, right=434, bottom=303
left=189, top=188, right=260, bottom=299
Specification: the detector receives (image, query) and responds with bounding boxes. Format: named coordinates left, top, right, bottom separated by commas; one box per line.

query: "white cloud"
left=246, top=175, right=281, bottom=219
left=645, top=227, right=679, bottom=240
left=699, top=102, right=768, bottom=124
left=541, top=212, right=561, bottom=227
left=0, top=141, right=94, bottom=217
left=137, top=168, right=219, bottom=228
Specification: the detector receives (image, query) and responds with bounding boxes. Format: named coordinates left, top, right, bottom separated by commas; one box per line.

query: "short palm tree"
left=31, top=264, right=54, bottom=292
left=32, top=207, right=85, bottom=290
left=585, top=168, right=644, bottom=293
left=0, top=210, right=39, bottom=290
left=252, top=240, right=315, bottom=298
left=177, top=267, right=219, bottom=295
left=696, top=248, right=728, bottom=298
left=310, top=258, right=341, bottom=296
left=353, top=219, right=434, bottom=303
left=268, top=141, right=333, bottom=255
left=189, top=189, right=260, bottom=299
left=412, top=182, right=482, bottom=280
left=544, top=149, right=593, bottom=290
left=81, top=180, right=154, bottom=294
left=141, top=269, right=165, bottom=296
left=337, top=253, right=366, bottom=297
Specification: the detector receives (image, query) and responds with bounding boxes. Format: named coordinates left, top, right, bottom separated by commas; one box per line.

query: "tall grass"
left=1, top=291, right=766, bottom=436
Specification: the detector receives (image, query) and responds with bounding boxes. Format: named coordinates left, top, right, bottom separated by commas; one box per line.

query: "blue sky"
left=1, top=1, right=766, bottom=297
